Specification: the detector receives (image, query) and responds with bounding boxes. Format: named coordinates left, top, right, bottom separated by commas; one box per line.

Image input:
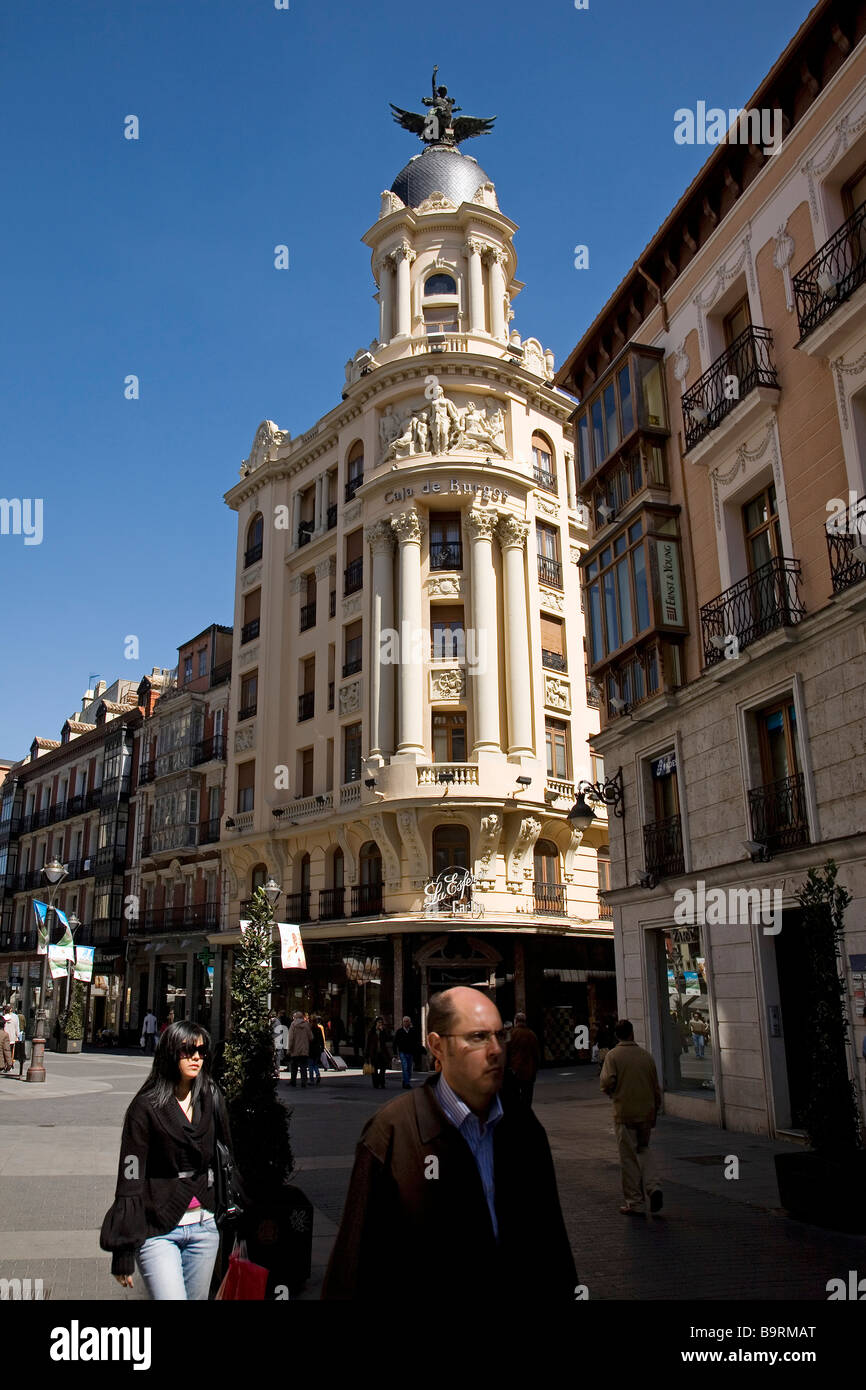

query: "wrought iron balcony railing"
left=533, top=465, right=558, bottom=494
left=430, top=540, right=463, bottom=570
left=748, top=772, right=810, bottom=854
left=643, top=815, right=685, bottom=878
left=794, top=199, right=866, bottom=341
left=192, top=734, right=226, bottom=765
left=345, top=474, right=363, bottom=502
left=244, top=542, right=263, bottom=567
left=533, top=881, right=566, bottom=915
left=826, top=497, right=866, bottom=594
left=344, top=558, right=363, bottom=594
left=241, top=618, right=260, bottom=644
left=132, top=901, right=220, bottom=935
left=542, top=650, right=568, bottom=672
left=199, top=817, right=221, bottom=845
left=285, top=891, right=312, bottom=924
left=537, top=555, right=563, bottom=589
left=682, top=325, right=780, bottom=451
left=300, top=602, right=317, bottom=631
left=210, top=661, right=232, bottom=688
left=298, top=692, right=315, bottom=722
left=700, top=556, right=805, bottom=666
left=298, top=521, right=314, bottom=547
left=238, top=702, right=257, bottom=722
left=351, top=882, right=383, bottom=916
left=318, top=887, right=345, bottom=921
left=327, top=503, right=338, bottom=530
left=342, top=657, right=362, bottom=678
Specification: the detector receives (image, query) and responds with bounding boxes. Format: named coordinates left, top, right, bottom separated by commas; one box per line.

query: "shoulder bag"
left=210, top=1084, right=247, bottom=1229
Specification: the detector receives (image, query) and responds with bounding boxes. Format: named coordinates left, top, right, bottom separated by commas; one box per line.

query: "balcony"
left=132, top=901, right=220, bottom=935
left=344, top=558, right=363, bottom=594
left=597, top=894, right=612, bottom=920
left=345, top=474, right=363, bottom=502
left=65, top=857, right=96, bottom=881
left=533, top=881, right=566, bottom=916
left=826, top=498, right=866, bottom=595
left=138, top=759, right=155, bottom=786
left=154, top=746, right=196, bottom=777
left=147, top=823, right=199, bottom=856
left=300, top=602, right=317, bottom=632
left=340, top=782, right=361, bottom=806
left=700, top=557, right=805, bottom=667
left=542, top=650, right=567, bottom=673
left=643, top=815, right=685, bottom=878
left=533, top=465, right=558, bottom=495
left=351, top=882, right=383, bottom=916
left=199, top=817, right=221, bottom=845
left=586, top=679, right=602, bottom=710
left=682, top=326, right=779, bottom=452
left=318, top=887, right=345, bottom=921
left=241, top=619, right=260, bottom=644
left=273, top=793, right=332, bottom=820
left=298, top=692, right=315, bottom=722
left=284, top=890, right=312, bottom=924
left=430, top=540, right=463, bottom=570
left=210, top=661, right=232, bottom=688
left=192, top=734, right=226, bottom=765
left=327, top=503, right=338, bottom=530
left=238, top=702, right=257, bottom=722
left=0, top=930, right=37, bottom=954
left=298, top=521, right=314, bottom=548
left=417, top=764, right=479, bottom=788
left=0, top=816, right=21, bottom=845
left=537, top=555, right=563, bottom=589
left=748, top=772, right=810, bottom=855
left=93, top=847, right=127, bottom=875
left=244, top=542, right=263, bottom=567
left=342, top=657, right=362, bottom=678
left=794, top=200, right=866, bottom=343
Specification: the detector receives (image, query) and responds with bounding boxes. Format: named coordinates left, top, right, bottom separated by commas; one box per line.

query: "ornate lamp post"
left=567, top=768, right=625, bottom=831
left=26, top=858, right=69, bottom=1083
left=262, top=878, right=282, bottom=1009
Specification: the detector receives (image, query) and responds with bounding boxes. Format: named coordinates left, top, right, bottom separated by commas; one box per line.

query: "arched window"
left=359, top=842, right=382, bottom=884
left=423, top=271, right=459, bottom=334
left=432, top=824, right=470, bottom=874
left=346, top=441, right=364, bottom=501
left=299, top=853, right=311, bottom=894
left=533, top=840, right=563, bottom=915
left=332, top=846, right=344, bottom=888
left=320, top=847, right=345, bottom=922
left=356, top=842, right=383, bottom=916
left=251, top=863, right=268, bottom=895
left=245, top=513, right=264, bottom=567
left=531, top=433, right=557, bottom=494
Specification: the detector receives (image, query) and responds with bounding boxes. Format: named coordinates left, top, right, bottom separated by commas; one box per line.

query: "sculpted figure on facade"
left=245, top=420, right=288, bottom=473
left=476, top=812, right=502, bottom=885
left=381, top=389, right=508, bottom=462
left=507, top=815, right=542, bottom=887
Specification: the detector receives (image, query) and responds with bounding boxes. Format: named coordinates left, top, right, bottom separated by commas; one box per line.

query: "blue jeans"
left=693, top=1036, right=705, bottom=1058
left=308, top=1057, right=321, bottom=1081
left=136, top=1214, right=220, bottom=1300
left=399, top=1051, right=413, bottom=1086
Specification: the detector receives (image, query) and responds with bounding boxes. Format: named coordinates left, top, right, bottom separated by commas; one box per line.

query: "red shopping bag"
left=214, top=1239, right=269, bottom=1300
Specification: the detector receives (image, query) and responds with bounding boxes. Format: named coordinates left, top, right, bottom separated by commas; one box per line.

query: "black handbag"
left=211, top=1085, right=246, bottom=1228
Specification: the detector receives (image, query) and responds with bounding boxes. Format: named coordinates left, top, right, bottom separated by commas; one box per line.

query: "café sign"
left=423, top=866, right=484, bottom=919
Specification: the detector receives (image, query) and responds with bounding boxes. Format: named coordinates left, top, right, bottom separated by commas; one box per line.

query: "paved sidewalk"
left=2, top=1055, right=865, bottom=1302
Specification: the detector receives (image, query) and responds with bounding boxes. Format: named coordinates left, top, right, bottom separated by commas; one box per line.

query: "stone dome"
left=391, top=144, right=493, bottom=209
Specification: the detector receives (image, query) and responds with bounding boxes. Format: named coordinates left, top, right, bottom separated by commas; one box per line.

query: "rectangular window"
left=603, top=383, right=619, bottom=456
left=344, top=621, right=363, bottom=676
left=653, top=925, right=713, bottom=1099
left=430, top=513, right=463, bottom=569
left=591, top=398, right=605, bottom=468
left=578, top=413, right=592, bottom=484
left=431, top=605, right=464, bottom=660
left=540, top=615, right=566, bottom=672
left=584, top=518, right=652, bottom=663
left=723, top=295, right=751, bottom=346
left=343, top=724, right=362, bottom=783
left=432, top=712, right=466, bottom=763
left=299, top=747, right=314, bottom=798
left=239, top=672, right=258, bottom=719
left=236, top=760, right=255, bottom=813
left=184, top=656, right=192, bottom=683
left=618, top=365, right=634, bottom=437
left=198, top=650, right=207, bottom=678
left=545, top=719, right=569, bottom=780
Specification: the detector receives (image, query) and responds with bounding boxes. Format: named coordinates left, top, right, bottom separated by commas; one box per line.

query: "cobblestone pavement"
left=1, top=1051, right=864, bottom=1303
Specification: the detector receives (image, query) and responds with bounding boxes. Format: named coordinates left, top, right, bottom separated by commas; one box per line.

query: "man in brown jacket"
left=322, top=986, right=576, bottom=1301
left=504, top=1011, right=541, bottom=1106
left=600, top=1018, right=663, bottom=1216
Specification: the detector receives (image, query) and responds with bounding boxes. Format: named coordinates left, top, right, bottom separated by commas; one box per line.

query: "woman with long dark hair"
left=100, top=1019, right=231, bottom=1299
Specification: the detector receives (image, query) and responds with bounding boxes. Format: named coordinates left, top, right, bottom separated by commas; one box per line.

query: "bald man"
left=322, top=986, right=576, bottom=1301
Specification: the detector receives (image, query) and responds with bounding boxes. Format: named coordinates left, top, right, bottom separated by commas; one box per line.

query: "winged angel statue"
left=390, top=67, right=496, bottom=148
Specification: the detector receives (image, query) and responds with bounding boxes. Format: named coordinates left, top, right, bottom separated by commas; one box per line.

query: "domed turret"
left=391, top=145, right=493, bottom=210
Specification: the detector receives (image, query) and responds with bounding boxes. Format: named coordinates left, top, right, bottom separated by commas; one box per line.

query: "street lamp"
left=263, top=878, right=282, bottom=907
left=63, top=912, right=80, bottom=1012
left=567, top=768, right=625, bottom=831
left=26, top=858, right=69, bottom=1083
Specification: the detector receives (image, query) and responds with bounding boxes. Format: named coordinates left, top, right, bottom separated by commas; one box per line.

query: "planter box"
left=57, top=1037, right=83, bottom=1054
left=775, top=1150, right=866, bottom=1233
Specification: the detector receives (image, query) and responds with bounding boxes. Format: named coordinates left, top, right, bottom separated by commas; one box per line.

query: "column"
left=365, top=521, right=396, bottom=762
left=498, top=515, right=534, bottom=758
left=465, top=238, right=485, bottom=334
left=378, top=258, right=394, bottom=344
left=565, top=449, right=577, bottom=510
left=465, top=508, right=501, bottom=757
left=314, top=475, right=324, bottom=533
left=391, top=510, right=426, bottom=758
left=392, top=243, right=416, bottom=339
left=291, top=490, right=302, bottom=548
left=484, top=247, right=508, bottom=342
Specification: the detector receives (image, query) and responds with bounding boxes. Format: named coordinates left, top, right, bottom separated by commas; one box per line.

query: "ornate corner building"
left=216, top=83, right=615, bottom=1058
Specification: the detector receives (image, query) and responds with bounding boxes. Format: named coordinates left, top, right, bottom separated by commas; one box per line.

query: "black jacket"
left=100, top=1084, right=223, bottom=1276
left=394, top=1026, right=419, bottom=1055
left=321, top=1075, right=577, bottom=1300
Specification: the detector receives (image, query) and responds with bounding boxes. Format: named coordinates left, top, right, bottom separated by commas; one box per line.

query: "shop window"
left=654, top=925, right=713, bottom=1099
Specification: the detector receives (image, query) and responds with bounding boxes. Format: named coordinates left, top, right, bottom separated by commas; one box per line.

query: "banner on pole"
left=73, top=945, right=95, bottom=983
left=278, top=923, right=306, bottom=970
left=54, top=923, right=75, bottom=963
left=47, top=946, right=69, bottom=980
left=33, top=900, right=49, bottom=954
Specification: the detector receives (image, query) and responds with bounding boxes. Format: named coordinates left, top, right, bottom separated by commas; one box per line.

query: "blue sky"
left=0, top=0, right=812, bottom=758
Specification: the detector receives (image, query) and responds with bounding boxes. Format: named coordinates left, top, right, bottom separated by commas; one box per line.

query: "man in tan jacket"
left=600, top=1019, right=663, bottom=1216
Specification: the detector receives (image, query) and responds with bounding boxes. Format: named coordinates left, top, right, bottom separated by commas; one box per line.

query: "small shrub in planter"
left=774, top=862, right=866, bottom=1232
left=57, top=981, right=86, bottom=1053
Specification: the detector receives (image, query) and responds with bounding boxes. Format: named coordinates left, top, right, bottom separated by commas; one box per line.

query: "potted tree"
left=58, top=980, right=85, bottom=1054
left=217, top=888, right=313, bottom=1296
left=774, top=861, right=866, bottom=1231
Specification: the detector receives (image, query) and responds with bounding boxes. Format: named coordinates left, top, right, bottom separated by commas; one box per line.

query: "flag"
left=47, top=946, right=69, bottom=980
left=54, top=914, right=75, bottom=963
left=278, top=923, right=306, bottom=970
left=33, top=900, right=49, bottom=954
left=73, top=945, right=95, bottom=983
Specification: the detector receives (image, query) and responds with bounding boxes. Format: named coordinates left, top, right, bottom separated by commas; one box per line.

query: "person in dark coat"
left=322, top=987, right=576, bottom=1301
left=365, top=1016, right=391, bottom=1088
left=393, top=1015, right=420, bottom=1090
left=504, top=1011, right=541, bottom=1106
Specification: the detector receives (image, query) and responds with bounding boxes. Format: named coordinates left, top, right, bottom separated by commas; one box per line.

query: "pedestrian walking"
left=270, top=1012, right=287, bottom=1076
left=0, top=1005, right=16, bottom=1073
left=690, top=1013, right=709, bottom=1058
left=327, top=1012, right=345, bottom=1058
left=322, top=986, right=576, bottom=1300
left=287, top=1011, right=313, bottom=1088
left=308, top=1015, right=326, bottom=1085
left=600, top=1018, right=663, bottom=1217
left=504, top=1011, right=540, bottom=1107
left=141, top=1010, right=158, bottom=1055
left=100, top=1020, right=235, bottom=1299
left=6, top=1006, right=26, bottom=1076
left=393, top=1015, right=419, bottom=1089
left=365, top=1016, right=391, bottom=1089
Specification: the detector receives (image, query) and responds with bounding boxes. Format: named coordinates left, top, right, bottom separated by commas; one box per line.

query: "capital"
left=391, top=510, right=426, bottom=545
left=391, top=242, right=416, bottom=266
left=481, top=246, right=506, bottom=268
left=465, top=237, right=485, bottom=257
left=464, top=508, right=498, bottom=542
left=497, top=514, right=530, bottom=550
left=366, top=519, right=397, bottom=554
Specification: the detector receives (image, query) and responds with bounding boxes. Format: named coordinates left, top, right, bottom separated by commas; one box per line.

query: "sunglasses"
left=179, top=1044, right=209, bottom=1059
